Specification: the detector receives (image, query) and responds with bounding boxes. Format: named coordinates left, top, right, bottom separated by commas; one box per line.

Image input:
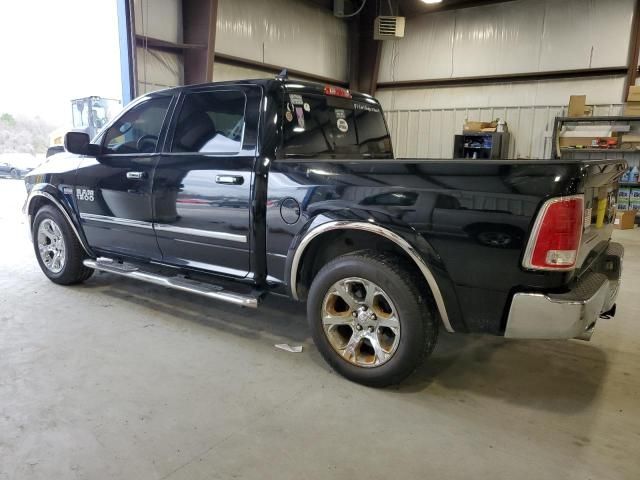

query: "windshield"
left=281, top=92, right=393, bottom=158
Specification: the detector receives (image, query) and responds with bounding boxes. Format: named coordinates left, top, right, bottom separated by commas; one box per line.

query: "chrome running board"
left=83, top=258, right=259, bottom=308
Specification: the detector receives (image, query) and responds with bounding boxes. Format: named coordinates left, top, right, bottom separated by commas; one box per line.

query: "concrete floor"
left=1, top=177, right=639, bottom=480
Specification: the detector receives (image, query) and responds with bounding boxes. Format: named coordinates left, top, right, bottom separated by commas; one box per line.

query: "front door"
left=75, top=94, right=172, bottom=260
left=152, top=87, right=258, bottom=277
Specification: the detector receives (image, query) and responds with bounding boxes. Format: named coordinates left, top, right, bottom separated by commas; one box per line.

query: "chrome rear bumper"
left=505, top=242, right=623, bottom=340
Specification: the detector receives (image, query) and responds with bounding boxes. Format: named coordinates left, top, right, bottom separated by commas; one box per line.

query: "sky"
left=0, top=0, right=122, bottom=126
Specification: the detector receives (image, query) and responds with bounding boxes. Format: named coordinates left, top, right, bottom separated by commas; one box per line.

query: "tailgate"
left=576, top=160, right=626, bottom=273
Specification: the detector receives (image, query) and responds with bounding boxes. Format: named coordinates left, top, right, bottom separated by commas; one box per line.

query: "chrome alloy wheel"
left=37, top=218, right=66, bottom=273
left=321, top=277, right=401, bottom=368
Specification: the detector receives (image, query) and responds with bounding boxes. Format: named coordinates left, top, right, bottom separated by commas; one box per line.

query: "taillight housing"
left=324, top=85, right=352, bottom=98
left=523, top=195, right=584, bottom=271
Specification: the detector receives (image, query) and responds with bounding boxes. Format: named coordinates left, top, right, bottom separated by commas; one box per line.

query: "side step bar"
left=83, top=258, right=259, bottom=308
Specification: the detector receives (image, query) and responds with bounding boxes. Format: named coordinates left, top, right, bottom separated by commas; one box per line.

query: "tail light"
left=324, top=85, right=352, bottom=99
left=523, top=195, right=584, bottom=271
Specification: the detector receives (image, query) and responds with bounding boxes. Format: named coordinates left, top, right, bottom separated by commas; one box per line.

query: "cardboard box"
left=568, top=95, right=587, bottom=117
left=558, top=137, right=618, bottom=148
left=621, top=142, right=640, bottom=151
left=614, top=210, right=637, bottom=229
left=558, top=137, right=596, bottom=148
left=464, top=120, right=496, bottom=132
left=628, top=85, right=640, bottom=102
left=623, top=101, right=640, bottom=116
left=621, top=134, right=640, bottom=143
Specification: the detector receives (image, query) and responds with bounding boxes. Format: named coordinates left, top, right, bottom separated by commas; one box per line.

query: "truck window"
left=171, top=91, right=246, bottom=154
left=282, top=93, right=392, bottom=158
left=103, top=97, right=171, bottom=154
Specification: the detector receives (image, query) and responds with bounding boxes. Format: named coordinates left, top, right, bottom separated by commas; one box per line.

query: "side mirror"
left=64, top=132, right=100, bottom=156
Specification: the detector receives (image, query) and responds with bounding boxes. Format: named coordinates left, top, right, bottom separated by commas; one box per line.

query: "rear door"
left=75, top=94, right=173, bottom=259
left=152, top=86, right=260, bottom=277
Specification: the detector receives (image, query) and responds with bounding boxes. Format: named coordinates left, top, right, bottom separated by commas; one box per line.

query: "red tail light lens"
left=523, top=195, right=584, bottom=271
left=324, top=85, right=352, bottom=98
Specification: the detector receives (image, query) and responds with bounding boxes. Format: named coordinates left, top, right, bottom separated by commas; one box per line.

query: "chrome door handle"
left=127, top=171, right=147, bottom=180
left=215, top=175, right=244, bottom=185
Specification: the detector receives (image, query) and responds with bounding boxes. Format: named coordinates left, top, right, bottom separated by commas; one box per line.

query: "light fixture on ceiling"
left=421, top=0, right=443, bottom=4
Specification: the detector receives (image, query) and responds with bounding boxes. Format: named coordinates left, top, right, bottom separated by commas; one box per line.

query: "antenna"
left=276, top=69, right=288, bottom=80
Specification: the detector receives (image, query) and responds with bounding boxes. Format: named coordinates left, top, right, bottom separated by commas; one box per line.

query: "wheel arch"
left=24, top=188, right=93, bottom=257
left=288, top=221, right=455, bottom=333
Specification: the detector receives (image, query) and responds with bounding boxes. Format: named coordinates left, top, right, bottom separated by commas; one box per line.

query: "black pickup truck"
left=24, top=78, right=625, bottom=386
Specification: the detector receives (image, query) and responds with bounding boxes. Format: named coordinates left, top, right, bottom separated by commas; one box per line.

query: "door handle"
left=127, top=171, right=147, bottom=180
left=215, top=175, right=244, bottom=185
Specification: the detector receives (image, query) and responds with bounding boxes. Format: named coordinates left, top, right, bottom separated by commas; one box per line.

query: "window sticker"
left=303, top=102, right=310, bottom=112
left=295, top=107, right=305, bottom=129
left=285, top=111, right=293, bottom=122
left=336, top=118, right=348, bottom=133
left=354, top=103, right=380, bottom=113
left=335, top=109, right=346, bottom=120
left=289, top=94, right=304, bottom=106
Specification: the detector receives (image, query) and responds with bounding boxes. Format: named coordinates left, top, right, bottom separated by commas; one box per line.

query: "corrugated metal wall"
left=385, top=103, right=631, bottom=160
left=135, top=0, right=184, bottom=94
left=378, top=0, right=639, bottom=168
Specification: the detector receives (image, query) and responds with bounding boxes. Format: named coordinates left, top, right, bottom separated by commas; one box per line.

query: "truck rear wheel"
left=32, top=205, right=93, bottom=285
left=307, top=251, right=438, bottom=387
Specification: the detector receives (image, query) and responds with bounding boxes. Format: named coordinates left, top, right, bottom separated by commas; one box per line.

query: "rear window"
left=281, top=92, right=392, bottom=158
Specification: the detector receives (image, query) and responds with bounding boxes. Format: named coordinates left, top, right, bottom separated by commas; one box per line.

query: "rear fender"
left=286, top=212, right=463, bottom=333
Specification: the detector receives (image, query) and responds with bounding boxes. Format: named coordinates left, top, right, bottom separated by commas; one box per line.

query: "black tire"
left=307, top=250, right=438, bottom=387
left=32, top=205, right=93, bottom=285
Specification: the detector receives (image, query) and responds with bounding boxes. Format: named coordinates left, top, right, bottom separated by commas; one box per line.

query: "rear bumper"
left=505, top=242, right=623, bottom=340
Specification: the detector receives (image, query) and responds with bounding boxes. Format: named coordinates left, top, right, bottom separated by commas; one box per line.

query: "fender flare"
left=23, top=189, right=94, bottom=257
left=289, top=220, right=455, bottom=333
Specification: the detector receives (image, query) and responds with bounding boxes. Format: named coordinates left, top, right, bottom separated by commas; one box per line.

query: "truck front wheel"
left=32, top=205, right=93, bottom=285
left=307, top=251, right=438, bottom=387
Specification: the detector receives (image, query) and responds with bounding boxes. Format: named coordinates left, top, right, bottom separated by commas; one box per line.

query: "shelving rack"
left=453, top=132, right=509, bottom=160
left=551, top=116, right=640, bottom=159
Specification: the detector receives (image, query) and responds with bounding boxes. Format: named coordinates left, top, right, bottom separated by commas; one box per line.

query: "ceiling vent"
left=373, top=16, right=405, bottom=40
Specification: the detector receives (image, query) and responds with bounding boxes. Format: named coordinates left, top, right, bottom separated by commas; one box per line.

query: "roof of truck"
left=144, top=78, right=377, bottom=103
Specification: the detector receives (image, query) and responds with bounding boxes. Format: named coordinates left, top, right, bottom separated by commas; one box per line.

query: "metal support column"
left=117, top=0, right=137, bottom=104
left=624, top=0, right=640, bottom=101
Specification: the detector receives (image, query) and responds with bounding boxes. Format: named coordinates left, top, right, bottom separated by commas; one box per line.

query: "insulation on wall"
left=136, top=47, right=183, bottom=94
left=211, top=62, right=273, bottom=82
left=379, top=0, right=635, bottom=82
left=135, top=0, right=183, bottom=94
left=215, top=0, right=348, bottom=82
left=134, top=0, right=182, bottom=43
left=377, top=76, right=628, bottom=111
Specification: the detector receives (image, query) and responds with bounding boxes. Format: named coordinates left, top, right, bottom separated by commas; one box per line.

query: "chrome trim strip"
left=154, top=224, right=247, bottom=243
left=290, top=221, right=454, bottom=333
left=24, top=190, right=93, bottom=256
left=80, top=213, right=153, bottom=229
left=83, top=259, right=258, bottom=308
